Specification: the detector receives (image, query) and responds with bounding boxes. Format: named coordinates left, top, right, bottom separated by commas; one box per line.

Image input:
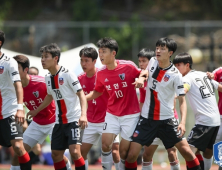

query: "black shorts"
left=131, top=116, right=183, bottom=149
left=51, top=121, right=83, bottom=150
left=187, top=124, right=219, bottom=152
left=0, top=115, right=23, bottom=147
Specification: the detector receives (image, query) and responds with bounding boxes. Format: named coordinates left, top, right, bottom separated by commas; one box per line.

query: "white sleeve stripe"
left=119, top=60, right=138, bottom=68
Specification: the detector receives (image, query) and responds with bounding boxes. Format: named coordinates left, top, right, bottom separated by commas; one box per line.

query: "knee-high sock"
left=195, top=154, right=204, bottom=170
left=186, top=157, right=201, bottom=170
left=141, top=160, right=153, bottom=170
left=54, top=160, right=67, bottom=170
left=18, top=152, right=31, bottom=170
left=66, top=159, right=72, bottom=170
left=74, top=157, right=85, bottom=170
left=84, top=159, right=88, bottom=170
left=101, top=150, right=113, bottom=170
left=203, top=156, right=213, bottom=170
left=114, top=162, right=120, bottom=170
left=125, top=160, right=137, bottom=170
left=119, top=159, right=125, bottom=170
left=170, top=160, right=180, bottom=170
left=10, top=165, right=20, bottom=170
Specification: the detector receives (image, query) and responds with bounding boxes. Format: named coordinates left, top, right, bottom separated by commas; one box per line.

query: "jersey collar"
left=50, top=66, right=62, bottom=77
left=158, top=61, right=173, bottom=71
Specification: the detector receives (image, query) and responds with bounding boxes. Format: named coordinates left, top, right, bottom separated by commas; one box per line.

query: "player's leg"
left=142, top=144, right=158, bottom=170
left=166, top=147, right=180, bottom=170
left=214, top=119, right=222, bottom=170
left=112, top=135, right=120, bottom=170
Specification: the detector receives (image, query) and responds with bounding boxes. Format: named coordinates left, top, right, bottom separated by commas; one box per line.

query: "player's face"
left=156, top=45, right=173, bottom=62
left=29, top=68, right=38, bottom=75
left=98, top=48, right=115, bottom=65
left=138, top=57, right=149, bottom=70
left=80, top=56, right=96, bottom=73
left=174, top=62, right=189, bottom=76
left=41, top=52, right=57, bottom=70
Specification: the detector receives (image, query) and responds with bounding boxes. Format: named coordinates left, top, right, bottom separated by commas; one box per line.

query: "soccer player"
left=78, top=47, right=120, bottom=170
left=0, top=30, right=31, bottom=170
left=28, top=66, right=39, bottom=75
left=125, top=37, right=202, bottom=170
left=137, top=48, right=180, bottom=170
left=27, top=43, right=88, bottom=170
left=10, top=55, right=71, bottom=170
left=86, top=37, right=146, bottom=170
left=173, top=52, right=221, bottom=170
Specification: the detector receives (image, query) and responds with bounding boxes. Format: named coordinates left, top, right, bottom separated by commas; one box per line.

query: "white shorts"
left=103, top=112, right=140, bottom=141
left=82, top=122, right=119, bottom=145
left=23, top=121, right=55, bottom=148
left=215, top=118, right=222, bottom=143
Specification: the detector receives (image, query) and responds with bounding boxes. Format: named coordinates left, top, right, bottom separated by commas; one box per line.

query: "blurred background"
left=0, top=0, right=222, bottom=168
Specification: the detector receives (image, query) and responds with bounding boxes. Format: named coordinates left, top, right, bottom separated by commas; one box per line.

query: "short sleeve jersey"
left=0, top=54, right=21, bottom=119
left=94, top=60, right=141, bottom=117
left=183, top=70, right=220, bottom=126
left=23, top=75, right=55, bottom=125
left=213, top=67, right=222, bottom=116
left=141, top=57, right=185, bottom=120
left=78, top=70, right=108, bottom=123
left=45, top=66, right=82, bottom=124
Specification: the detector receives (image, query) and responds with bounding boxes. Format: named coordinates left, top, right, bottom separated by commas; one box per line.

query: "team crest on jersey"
left=119, top=73, right=125, bottom=80
left=33, top=91, right=39, bottom=98
left=164, top=74, right=170, bottom=82
left=133, top=130, right=139, bottom=138
left=214, top=141, right=222, bottom=167
left=0, top=66, right=4, bottom=74
left=59, top=77, right=64, bottom=85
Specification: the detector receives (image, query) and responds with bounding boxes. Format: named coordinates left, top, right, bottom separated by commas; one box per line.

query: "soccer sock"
left=141, top=160, right=153, bottom=170
left=101, top=150, right=113, bottom=170
left=84, top=159, right=88, bottom=170
left=170, top=160, right=180, bottom=170
left=10, top=165, right=20, bottom=170
left=74, top=156, right=85, bottom=170
left=186, top=157, right=201, bottom=170
left=195, top=154, right=204, bottom=170
left=66, top=159, right=72, bottom=170
left=18, top=152, right=31, bottom=170
left=54, top=160, right=67, bottom=170
left=114, top=162, right=120, bottom=170
left=125, top=160, right=137, bottom=170
left=119, top=159, right=125, bottom=170
left=203, top=156, right=213, bottom=170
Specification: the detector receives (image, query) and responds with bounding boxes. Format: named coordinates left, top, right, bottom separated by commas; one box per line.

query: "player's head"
left=138, top=48, right=155, bottom=70
left=155, top=37, right=177, bottom=61
left=173, top=52, right=193, bottom=76
left=79, top=47, right=97, bottom=73
left=96, top=37, right=118, bottom=65
left=0, top=30, right=5, bottom=49
left=40, top=43, right=60, bottom=69
left=13, top=55, right=30, bottom=79
left=29, top=66, right=39, bottom=75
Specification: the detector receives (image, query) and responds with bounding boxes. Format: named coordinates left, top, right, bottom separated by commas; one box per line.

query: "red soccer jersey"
left=23, top=75, right=55, bottom=125
left=95, top=60, right=141, bottom=117
left=78, top=70, right=108, bottom=123
left=213, top=67, right=222, bottom=116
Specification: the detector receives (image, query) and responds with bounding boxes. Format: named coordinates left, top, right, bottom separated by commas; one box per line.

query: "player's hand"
left=206, top=72, right=214, bottom=79
left=15, top=110, right=25, bottom=126
left=78, top=115, right=88, bottom=129
left=26, top=110, right=38, bottom=119
left=132, top=77, right=145, bottom=89
left=177, top=123, right=186, bottom=138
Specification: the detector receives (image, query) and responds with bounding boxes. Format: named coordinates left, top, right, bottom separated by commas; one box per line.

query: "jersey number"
left=195, top=76, right=214, bottom=99
left=115, top=90, right=123, bottom=98
left=152, top=79, right=158, bottom=90
left=10, top=122, right=17, bottom=133
left=92, top=99, right=96, bottom=105
left=71, top=128, right=80, bottom=138
left=53, top=89, right=63, bottom=99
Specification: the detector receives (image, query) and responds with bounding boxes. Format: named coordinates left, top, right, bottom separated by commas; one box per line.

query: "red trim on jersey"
left=156, top=69, right=166, bottom=82
left=153, top=90, right=160, bottom=120
left=54, top=74, right=59, bottom=89
left=0, top=90, right=2, bottom=119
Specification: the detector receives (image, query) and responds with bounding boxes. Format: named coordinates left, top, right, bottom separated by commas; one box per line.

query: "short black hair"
left=29, top=66, right=39, bottom=75
left=96, top=37, right=118, bottom=56
left=79, top=47, right=98, bottom=61
left=0, top=30, right=5, bottom=49
left=39, top=43, right=61, bottom=63
left=13, top=55, right=30, bottom=70
left=156, top=37, right=177, bottom=56
left=173, top=52, right=193, bottom=69
left=137, top=48, right=155, bottom=60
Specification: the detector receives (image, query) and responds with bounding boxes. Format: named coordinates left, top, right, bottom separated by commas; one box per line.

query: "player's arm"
left=26, top=94, right=53, bottom=119
left=177, top=95, right=187, bottom=137
left=86, top=90, right=102, bottom=101
left=14, top=81, right=25, bottom=125
left=76, top=89, right=88, bottom=129
left=133, top=70, right=148, bottom=88
left=206, top=72, right=214, bottom=80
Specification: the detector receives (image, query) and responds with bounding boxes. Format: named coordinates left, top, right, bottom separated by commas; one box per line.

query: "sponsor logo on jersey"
left=33, top=91, right=39, bottom=98
left=59, top=77, right=64, bottom=85
left=72, top=80, right=79, bottom=86
left=214, top=141, right=222, bottom=167
left=11, top=71, right=19, bottom=76
left=150, top=67, right=154, bottom=72
left=104, top=78, right=109, bottom=82
left=164, top=74, right=170, bottom=82
left=133, top=130, right=139, bottom=137
left=48, top=81, right=51, bottom=86
left=119, top=73, right=125, bottom=80
left=0, top=66, right=4, bottom=74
